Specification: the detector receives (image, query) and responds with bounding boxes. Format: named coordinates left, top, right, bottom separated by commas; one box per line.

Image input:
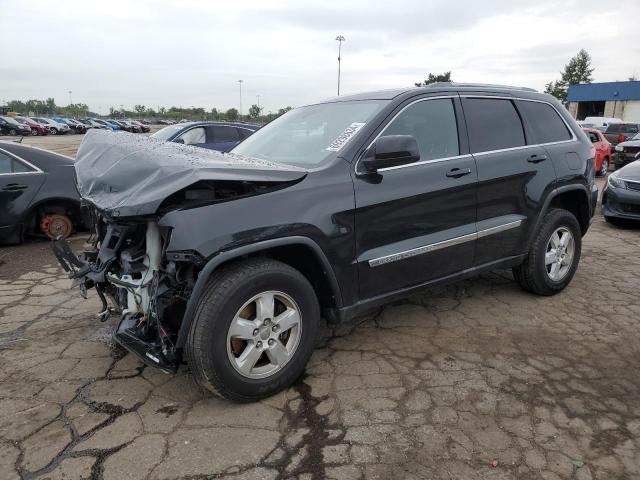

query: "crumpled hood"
left=75, top=129, right=306, bottom=217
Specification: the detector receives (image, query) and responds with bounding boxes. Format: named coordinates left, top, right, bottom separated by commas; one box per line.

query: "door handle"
left=527, top=154, right=547, bottom=164
left=1, top=184, right=28, bottom=192
left=446, top=168, right=472, bottom=178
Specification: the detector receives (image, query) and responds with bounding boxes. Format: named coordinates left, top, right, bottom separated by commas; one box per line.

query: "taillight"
left=590, top=146, right=596, bottom=158
left=618, top=134, right=625, bottom=143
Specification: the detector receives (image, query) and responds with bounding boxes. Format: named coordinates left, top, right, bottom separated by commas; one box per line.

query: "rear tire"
left=50, top=128, right=58, bottom=135
left=9, top=129, right=16, bottom=136
left=512, top=209, right=582, bottom=296
left=186, top=258, right=319, bottom=402
left=598, top=157, right=609, bottom=176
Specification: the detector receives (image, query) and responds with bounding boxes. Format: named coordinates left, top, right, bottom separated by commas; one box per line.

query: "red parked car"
left=583, top=128, right=611, bottom=176
left=14, top=116, right=49, bottom=136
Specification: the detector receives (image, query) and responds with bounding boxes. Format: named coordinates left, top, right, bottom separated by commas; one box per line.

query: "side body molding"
left=175, top=236, right=342, bottom=348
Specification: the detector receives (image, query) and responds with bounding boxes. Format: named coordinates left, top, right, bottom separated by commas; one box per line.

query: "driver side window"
left=178, top=127, right=206, bottom=145
left=382, top=98, right=459, bottom=161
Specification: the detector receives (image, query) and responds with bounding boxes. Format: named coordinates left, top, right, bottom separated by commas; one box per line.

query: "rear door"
left=353, top=96, right=478, bottom=299
left=0, top=149, right=45, bottom=242
left=460, top=96, right=557, bottom=266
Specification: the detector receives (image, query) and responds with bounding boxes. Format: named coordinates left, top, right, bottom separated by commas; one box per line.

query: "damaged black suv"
left=54, top=83, right=597, bottom=402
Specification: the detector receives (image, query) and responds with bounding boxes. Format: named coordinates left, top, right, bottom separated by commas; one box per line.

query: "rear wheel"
left=598, top=157, right=609, bottom=176
left=8, top=128, right=16, bottom=136
left=187, top=258, right=319, bottom=402
left=50, top=128, right=58, bottom=135
left=513, top=209, right=581, bottom=296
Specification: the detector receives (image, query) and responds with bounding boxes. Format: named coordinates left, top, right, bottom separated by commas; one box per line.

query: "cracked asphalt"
left=1, top=134, right=640, bottom=479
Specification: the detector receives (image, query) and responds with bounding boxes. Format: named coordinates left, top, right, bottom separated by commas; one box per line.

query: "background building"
left=566, top=81, right=640, bottom=121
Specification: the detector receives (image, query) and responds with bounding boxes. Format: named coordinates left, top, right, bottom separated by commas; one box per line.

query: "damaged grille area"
left=52, top=209, right=202, bottom=373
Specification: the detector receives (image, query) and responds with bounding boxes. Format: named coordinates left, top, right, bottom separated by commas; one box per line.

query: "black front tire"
left=513, top=209, right=582, bottom=296
left=186, top=258, right=320, bottom=402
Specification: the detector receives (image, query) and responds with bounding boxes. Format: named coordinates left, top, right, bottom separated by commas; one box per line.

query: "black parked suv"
left=54, top=83, right=597, bottom=402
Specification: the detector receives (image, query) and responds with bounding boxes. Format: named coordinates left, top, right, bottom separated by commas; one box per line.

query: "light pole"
left=238, top=80, right=243, bottom=120
left=68, top=91, right=73, bottom=117
left=335, top=35, right=345, bottom=96
left=256, top=94, right=261, bottom=116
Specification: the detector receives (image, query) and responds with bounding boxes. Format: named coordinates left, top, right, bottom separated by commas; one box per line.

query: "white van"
left=582, top=116, right=622, bottom=131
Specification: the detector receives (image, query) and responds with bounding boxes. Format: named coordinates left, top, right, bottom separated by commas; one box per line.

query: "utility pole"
left=68, top=91, right=73, bottom=117
left=335, top=35, right=345, bottom=96
left=256, top=94, right=261, bottom=115
left=238, top=80, right=243, bottom=120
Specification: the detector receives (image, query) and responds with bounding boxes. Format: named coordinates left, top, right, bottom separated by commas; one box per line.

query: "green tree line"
left=5, top=98, right=293, bottom=124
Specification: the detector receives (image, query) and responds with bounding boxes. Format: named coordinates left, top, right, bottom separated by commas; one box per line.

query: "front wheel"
left=513, top=209, right=582, bottom=296
left=186, top=258, right=319, bottom=402
left=8, top=129, right=16, bottom=136
left=50, top=128, right=58, bottom=135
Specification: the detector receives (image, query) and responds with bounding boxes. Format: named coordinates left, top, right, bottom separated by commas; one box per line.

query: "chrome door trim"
left=476, top=220, right=523, bottom=239
left=368, top=219, right=522, bottom=267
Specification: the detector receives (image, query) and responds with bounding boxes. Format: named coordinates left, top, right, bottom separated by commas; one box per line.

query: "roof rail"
left=423, top=81, right=537, bottom=92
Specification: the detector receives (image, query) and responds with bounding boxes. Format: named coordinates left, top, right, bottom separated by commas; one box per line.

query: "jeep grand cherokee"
left=53, top=83, right=598, bottom=402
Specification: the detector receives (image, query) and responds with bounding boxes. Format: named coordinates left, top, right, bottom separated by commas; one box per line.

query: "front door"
left=353, top=96, right=478, bottom=299
left=0, top=149, right=44, bottom=243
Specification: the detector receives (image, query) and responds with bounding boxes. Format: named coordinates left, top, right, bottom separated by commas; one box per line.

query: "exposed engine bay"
left=53, top=210, right=194, bottom=372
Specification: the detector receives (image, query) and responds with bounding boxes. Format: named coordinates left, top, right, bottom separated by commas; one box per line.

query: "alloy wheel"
left=545, top=227, right=575, bottom=281
left=600, top=159, right=609, bottom=176
left=226, top=290, right=302, bottom=379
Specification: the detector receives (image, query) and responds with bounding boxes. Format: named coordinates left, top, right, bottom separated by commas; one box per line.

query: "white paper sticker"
left=326, top=122, right=366, bottom=152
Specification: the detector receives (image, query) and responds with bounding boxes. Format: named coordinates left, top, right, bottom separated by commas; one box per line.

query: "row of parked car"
left=0, top=115, right=152, bottom=136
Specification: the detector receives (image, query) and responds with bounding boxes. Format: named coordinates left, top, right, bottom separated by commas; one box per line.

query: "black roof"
left=314, top=82, right=545, bottom=105
left=0, top=141, right=74, bottom=170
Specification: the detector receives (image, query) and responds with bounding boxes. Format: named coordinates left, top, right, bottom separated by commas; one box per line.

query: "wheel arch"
left=176, top=236, right=343, bottom=348
left=24, top=197, right=83, bottom=233
left=533, top=185, right=591, bottom=241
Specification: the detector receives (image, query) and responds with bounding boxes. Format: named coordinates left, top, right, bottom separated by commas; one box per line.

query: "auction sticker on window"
left=326, top=122, right=366, bottom=152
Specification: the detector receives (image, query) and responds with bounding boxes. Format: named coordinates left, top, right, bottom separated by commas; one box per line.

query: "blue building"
left=566, top=81, right=640, bottom=122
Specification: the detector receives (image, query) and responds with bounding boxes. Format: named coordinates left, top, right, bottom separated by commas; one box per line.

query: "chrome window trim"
left=0, top=147, right=43, bottom=176
left=356, top=94, right=578, bottom=174
left=368, top=219, right=522, bottom=267
left=355, top=95, right=458, bottom=174
left=460, top=94, right=578, bottom=146
left=378, top=154, right=472, bottom=172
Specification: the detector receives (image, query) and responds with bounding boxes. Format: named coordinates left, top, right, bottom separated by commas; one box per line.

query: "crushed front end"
left=52, top=130, right=306, bottom=374
left=53, top=207, right=201, bottom=373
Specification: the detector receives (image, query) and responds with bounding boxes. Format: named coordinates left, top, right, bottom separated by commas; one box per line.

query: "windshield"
left=232, top=100, right=388, bottom=167
left=1, top=116, right=22, bottom=126
left=632, top=133, right=640, bottom=141
left=151, top=124, right=186, bottom=141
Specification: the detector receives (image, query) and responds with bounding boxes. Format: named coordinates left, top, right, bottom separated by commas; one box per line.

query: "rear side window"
left=237, top=128, right=254, bottom=140
left=381, top=98, right=459, bottom=160
left=463, top=98, right=525, bottom=153
left=516, top=101, right=572, bottom=144
left=210, top=126, right=241, bottom=142
left=622, top=124, right=639, bottom=134
left=605, top=124, right=621, bottom=133
left=0, top=152, right=34, bottom=174
left=586, top=132, right=599, bottom=143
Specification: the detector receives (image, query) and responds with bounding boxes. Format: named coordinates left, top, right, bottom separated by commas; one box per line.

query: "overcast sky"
left=1, top=0, right=639, bottom=114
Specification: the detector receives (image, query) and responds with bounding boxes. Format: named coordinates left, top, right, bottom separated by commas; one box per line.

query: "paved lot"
left=1, top=135, right=640, bottom=479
